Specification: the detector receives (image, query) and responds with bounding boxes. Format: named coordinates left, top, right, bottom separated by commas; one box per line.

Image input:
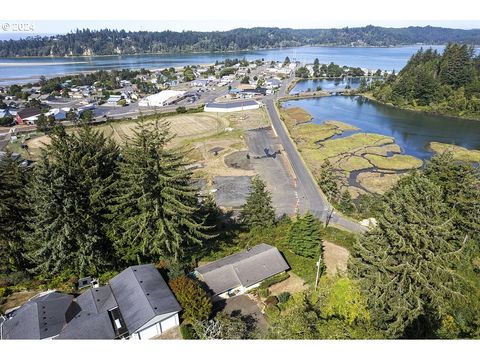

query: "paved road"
left=263, top=97, right=367, bottom=233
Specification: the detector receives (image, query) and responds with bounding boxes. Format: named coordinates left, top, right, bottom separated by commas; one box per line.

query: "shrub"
left=180, top=324, right=198, bottom=339
left=0, top=287, right=12, bottom=299
left=264, top=304, right=280, bottom=319
left=258, top=288, right=269, bottom=299
left=176, top=106, right=187, bottom=113
left=169, top=276, right=212, bottom=323
left=277, top=292, right=291, bottom=304
left=98, top=271, right=119, bottom=286
left=265, top=296, right=278, bottom=306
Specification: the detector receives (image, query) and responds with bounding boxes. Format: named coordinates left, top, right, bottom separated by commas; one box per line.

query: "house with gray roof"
left=1, top=264, right=181, bottom=340
left=194, top=243, right=289, bottom=301
left=0, top=291, right=80, bottom=340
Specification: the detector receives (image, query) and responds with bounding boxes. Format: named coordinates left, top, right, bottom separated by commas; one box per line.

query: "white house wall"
left=204, top=104, right=260, bottom=113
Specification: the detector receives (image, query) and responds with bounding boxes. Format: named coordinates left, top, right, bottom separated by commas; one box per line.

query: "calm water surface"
left=283, top=96, right=480, bottom=160
left=291, top=78, right=364, bottom=93
left=0, top=45, right=451, bottom=85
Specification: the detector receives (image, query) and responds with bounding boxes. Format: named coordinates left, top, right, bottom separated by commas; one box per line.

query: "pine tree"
left=424, top=152, right=480, bottom=240
left=110, top=120, right=211, bottom=264
left=317, top=160, right=340, bottom=202
left=241, top=176, right=275, bottom=230
left=26, top=125, right=119, bottom=276
left=287, top=212, right=323, bottom=259
left=0, top=151, right=31, bottom=273
left=349, top=174, right=467, bottom=338
left=338, top=190, right=355, bottom=214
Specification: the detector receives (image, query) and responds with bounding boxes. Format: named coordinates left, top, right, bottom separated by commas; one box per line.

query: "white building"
left=204, top=100, right=261, bottom=113
left=138, top=90, right=186, bottom=107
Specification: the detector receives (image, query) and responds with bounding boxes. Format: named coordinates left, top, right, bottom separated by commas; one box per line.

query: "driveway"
left=220, top=295, right=267, bottom=332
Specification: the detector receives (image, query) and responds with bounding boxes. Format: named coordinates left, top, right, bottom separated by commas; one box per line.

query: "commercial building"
left=204, top=100, right=261, bottom=113
left=138, top=90, right=186, bottom=107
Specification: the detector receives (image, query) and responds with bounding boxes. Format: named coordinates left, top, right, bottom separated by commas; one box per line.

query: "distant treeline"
left=1, top=26, right=480, bottom=57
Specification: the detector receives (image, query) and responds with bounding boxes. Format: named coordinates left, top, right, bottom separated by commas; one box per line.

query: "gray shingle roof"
left=1, top=292, right=79, bottom=339
left=109, top=264, right=181, bottom=334
left=76, top=286, right=118, bottom=314
left=205, top=100, right=259, bottom=109
left=195, top=244, right=289, bottom=295
left=55, top=311, right=116, bottom=340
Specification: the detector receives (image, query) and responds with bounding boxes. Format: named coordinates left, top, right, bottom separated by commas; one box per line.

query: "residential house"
left=194, top=243, right=289, bottom=301
left=0, top=264, right=182, bottom=340
left=0, top=292, right=80, bottom=339
left=15, top=108, right=43, bottom=125
left=265, top=78, right=282, bottom=89
left=190, top=79, right=209, bottom=87
left=46, top=108, right=69, bottom=121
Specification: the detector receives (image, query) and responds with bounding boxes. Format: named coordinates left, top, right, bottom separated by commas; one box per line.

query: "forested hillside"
left=368, top=43, right=480, bottom=118
left=1, top=26, right=480, bottom=57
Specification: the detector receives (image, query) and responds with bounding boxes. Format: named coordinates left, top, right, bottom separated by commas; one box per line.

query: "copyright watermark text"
left=1, top=22, right=35, bottom=32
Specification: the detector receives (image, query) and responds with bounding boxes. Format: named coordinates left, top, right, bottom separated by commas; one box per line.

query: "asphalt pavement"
left=263, top=95, right=367, bottom=233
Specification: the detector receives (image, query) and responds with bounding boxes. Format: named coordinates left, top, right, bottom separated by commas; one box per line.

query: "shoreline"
left=0, top=44, right=448, bottom=60
left=361, top=93, right=480, bottom=123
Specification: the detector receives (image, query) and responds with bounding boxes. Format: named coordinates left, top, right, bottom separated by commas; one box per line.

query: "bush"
left=265, top=296, right=278, bottom=306
left=176, top=106, right=187, bottom=113
left=180, top=324, right=198, bottom=339
left=0, top=287, right=12, bottom=299
left=277, top=292, right=291, bottom=303
left=264, top=304, right=280, bottom=319
left=258, top=288, right=269, bottom=299
left=169, top=276, right=212, bottom=323
left=98, top=271, right=119, bottom=286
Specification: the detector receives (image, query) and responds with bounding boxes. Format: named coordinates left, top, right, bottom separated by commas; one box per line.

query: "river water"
left=282, top=96, right=480, bottom=160
left=0, top=45, right=448, bottom=85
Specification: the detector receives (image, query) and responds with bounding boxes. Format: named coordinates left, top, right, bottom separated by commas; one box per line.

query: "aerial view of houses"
left=0, top=3, right=480, bottom=360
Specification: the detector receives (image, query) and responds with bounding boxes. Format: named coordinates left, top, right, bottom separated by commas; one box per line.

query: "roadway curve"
left=263, top=97, right=367, bottom=234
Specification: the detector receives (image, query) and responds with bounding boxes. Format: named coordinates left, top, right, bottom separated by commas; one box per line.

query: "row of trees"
left=2, top=27, right=480, bottom=56
left=369, top=43, right=480, bottom=118
left=1, top=121, right=212, bottom=278
left=350, top=153, right=480, bottom=338
left=265, top=153, right=480, bottom=339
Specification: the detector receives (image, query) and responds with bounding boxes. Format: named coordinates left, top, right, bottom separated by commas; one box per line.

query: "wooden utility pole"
left=315, top=207, right=335, bottom=290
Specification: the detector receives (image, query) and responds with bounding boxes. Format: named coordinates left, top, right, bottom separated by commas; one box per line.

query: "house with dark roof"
left=194, top=243, right=289, bottom=301
left=0, top=291, right=80, bottom=340
left=15, top=108, right=43, bottom=125
left=1, top=264, right=182, bottom=340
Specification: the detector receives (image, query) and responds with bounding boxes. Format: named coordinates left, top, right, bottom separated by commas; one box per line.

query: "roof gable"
left=109, top=264, right=181, bottom=334
left=195, top=244, right=290, bottom=295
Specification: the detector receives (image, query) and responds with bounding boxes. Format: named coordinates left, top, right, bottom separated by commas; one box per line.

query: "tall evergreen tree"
left=338, top=190, right=355, bottom=214
left=350, top=174, right=468, bottom=338
left=26, top=125, right=119, bottom=276
left=317, top=160, right=340, bottom=202
left=241, top=176, right=275, bottom=230
left=110, top=120, right=211, bottom=264
left=0, top=151, right=31, bottom=273
left=287, top=212, right=323, bottom=259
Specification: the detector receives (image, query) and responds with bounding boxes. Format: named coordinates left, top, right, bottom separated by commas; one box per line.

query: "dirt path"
left=269, top=272, right=308, bottom=296
left=323, top=240, right=350, bottom=275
